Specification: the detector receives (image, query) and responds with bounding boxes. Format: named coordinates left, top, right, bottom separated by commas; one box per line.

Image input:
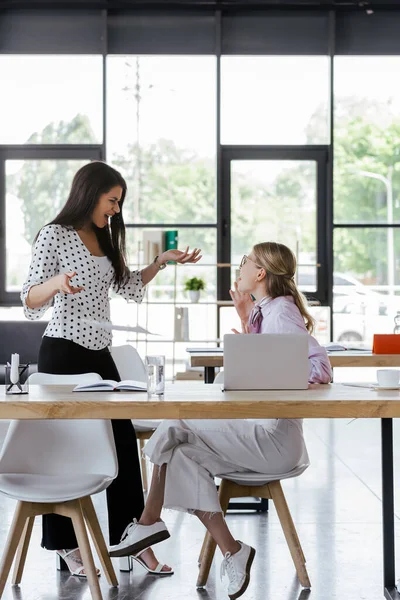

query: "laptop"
left=223, top=334, right=309, bottom=391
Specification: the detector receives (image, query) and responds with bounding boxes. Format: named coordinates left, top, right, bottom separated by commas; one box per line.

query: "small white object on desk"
left=377, top=369, right=400, bottom=388
left=10, top=353, right=20, bottom=385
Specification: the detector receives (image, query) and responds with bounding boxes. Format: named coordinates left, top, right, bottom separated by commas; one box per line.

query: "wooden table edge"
left=0, top=399, right=399, bottom=419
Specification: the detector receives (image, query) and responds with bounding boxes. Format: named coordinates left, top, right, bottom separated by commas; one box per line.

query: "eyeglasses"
left=240, top=255, right=262, bottom=269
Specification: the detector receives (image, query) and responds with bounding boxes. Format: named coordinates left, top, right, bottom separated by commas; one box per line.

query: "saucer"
left=373, top=384, right=400, bottom=391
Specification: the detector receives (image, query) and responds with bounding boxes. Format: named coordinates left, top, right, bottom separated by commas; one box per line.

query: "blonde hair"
left=252, top=241, right=315, bottom=333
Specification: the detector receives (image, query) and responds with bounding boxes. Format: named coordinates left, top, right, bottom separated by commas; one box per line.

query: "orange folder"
left=372, top=334, right=400, bottom=354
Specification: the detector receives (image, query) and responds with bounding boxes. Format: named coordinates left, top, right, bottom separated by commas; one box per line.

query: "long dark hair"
left=46, top=161, right=129, bottom=288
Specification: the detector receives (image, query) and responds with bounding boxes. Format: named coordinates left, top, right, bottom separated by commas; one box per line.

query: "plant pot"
left=188, top=290, right=200, bottom=303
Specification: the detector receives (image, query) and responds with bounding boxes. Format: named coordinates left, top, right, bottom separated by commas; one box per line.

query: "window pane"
left=6, top=159, right=89, bottom=292
left=333, top=228, right=400, bottom=346
left=0, top=56, right=103, bottom=144
left=230, top=160, right=318, bottom=292
left=107, top=56, right=216, bottom=224
left=221, top=56, right=330, bottom=144
left=334, top=57, right=400, bottom=224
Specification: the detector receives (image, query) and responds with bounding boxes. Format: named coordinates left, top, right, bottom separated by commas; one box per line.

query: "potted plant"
left=184, top=277, right=206, bottom=303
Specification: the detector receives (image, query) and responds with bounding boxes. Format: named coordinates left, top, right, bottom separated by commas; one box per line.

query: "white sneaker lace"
left=220, top=552, right=237, bottom=584
left=120, top=518, right=139, bottom=541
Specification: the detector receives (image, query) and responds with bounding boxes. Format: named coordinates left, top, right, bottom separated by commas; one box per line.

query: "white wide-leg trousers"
left=144, top=418, right=308, bottom=514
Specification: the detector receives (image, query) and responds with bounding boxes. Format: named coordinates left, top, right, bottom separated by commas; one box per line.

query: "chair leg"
left=197, top=530, right=208, bottom=566
left=268, top=481, right=311, bottom=589
left=81, top=496, right=118, bottom=587
left=196, top=531, right=217, bottom=588
left=12, top=516, right=35, bottom=585
left=288, top=518, right=306, bottom=564
left=196, top=479, right=233, bottom=588
left=65, top=500, right=104, bottom=600
left=0, top=501, right=31, bottom=597
left=139, top=439, right=148, bottom=493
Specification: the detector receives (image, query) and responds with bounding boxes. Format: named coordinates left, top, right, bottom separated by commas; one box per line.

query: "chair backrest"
left=0, top=372, right=117, bottom=478
left=110, top=345, right=146, bottom=382
left=28, top=372, right=102, bottom=385
left=0, top=320, right=48, bottom=365
left=213, top=371, right=224, bottom=385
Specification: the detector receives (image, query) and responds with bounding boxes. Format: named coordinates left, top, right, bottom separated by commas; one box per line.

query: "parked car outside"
left=299, top=271, right=399, bottom=346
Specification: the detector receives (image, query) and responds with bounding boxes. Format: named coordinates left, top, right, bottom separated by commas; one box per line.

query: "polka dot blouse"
left=21, top=224, right=145, bottom=350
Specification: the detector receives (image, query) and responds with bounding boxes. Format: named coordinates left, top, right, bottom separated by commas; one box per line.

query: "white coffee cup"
left=376, top=369, right=400, bottom=388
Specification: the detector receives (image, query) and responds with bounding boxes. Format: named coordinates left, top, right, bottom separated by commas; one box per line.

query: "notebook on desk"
left=223, top=334, right=309, bottom=391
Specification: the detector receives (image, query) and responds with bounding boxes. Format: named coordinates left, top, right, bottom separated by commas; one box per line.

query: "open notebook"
left=73, top=380, right=147, bottom=392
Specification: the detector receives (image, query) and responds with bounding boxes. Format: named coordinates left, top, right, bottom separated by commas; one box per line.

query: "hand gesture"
left=229, top=281, right=254, bottom=323
left=56, top=271, right=85, bottom=294
left=161, top=247, right=202, bottom=265
left=231, top=323, right=250, bottom=335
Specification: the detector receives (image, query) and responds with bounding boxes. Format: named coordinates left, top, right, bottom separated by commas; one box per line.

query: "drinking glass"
left=145, top=355, right=165, bottom=396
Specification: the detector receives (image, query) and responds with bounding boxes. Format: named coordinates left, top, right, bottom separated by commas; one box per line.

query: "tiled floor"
left=0, top=415, right=400, bottom=600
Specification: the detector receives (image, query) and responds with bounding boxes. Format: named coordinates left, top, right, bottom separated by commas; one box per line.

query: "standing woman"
left=21, top=161, right=201, bottom=577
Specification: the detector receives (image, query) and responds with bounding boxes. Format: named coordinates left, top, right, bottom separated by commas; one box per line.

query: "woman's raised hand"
left=56, top=271, right=85, bottom=294
left=161, top=247, right=202, bottom=265
left=229, top=281, right=254, bottom=323
left=231, top=323, right=250, bottom=335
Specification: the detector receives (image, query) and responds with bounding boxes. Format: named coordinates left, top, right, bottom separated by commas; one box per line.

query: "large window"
left=0, top=56, right=103, bottom=144
left=105, top=55, right=217, bottom=375
left=333, top=57, right=400, bottom=344
left=4, top=9, right=400, bottom=370
left=221, top=56, right=330, bottom=145
left=107, top=55, right=216, bottom=224
left=230, top=159, right=318, bottom=290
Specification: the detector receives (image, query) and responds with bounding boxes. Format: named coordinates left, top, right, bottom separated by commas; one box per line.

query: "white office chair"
left=213, top=370, right=224, bottom=385
left=28, top=372, right=102, bottom=385
left=208, top=368, right=310, bottom=586
left=110, top=345, right=161, bottom=487
left=0, top=374, right=102, bottom=449
left=110, top=345, right=146, bottom=381
left=0, top=372, right=118, bottom=600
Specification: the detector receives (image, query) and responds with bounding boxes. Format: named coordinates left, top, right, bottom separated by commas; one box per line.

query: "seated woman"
left=109, top=241, right=332, bottom=599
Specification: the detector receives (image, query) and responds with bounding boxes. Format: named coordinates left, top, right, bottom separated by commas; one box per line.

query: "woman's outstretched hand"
left=56, top=271, right=85, bottom=294
left=161, top=247, right=202, bottom=265
left=229, top=281, right=254, bottom=323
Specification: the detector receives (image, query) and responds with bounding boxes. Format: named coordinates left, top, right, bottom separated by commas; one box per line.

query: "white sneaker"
left=220, top=541, right=255, bottom=600
left=109, top=518, right=170, bottom=558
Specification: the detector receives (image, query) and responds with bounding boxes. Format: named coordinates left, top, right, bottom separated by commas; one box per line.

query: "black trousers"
left=38, top=336, right=145, bottom=549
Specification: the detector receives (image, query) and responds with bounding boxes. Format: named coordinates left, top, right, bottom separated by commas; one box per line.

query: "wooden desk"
left=2, top=382, right=400, bottom=419
left=0, top=383, right=398, bottom=598
left=189, top=351, right=400, bottom=383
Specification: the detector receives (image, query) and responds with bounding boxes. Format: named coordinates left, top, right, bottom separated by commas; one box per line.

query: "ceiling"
left=2, top=0, right=400, bottom=11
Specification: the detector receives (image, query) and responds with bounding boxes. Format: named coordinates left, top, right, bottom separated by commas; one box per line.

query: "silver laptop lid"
left=223, top=334, right=309, bottom=390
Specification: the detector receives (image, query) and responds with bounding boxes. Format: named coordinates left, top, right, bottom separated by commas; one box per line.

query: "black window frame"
left=0, top=145, right=104, bottom=305
left=218, top=145, right=330, bottom=305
